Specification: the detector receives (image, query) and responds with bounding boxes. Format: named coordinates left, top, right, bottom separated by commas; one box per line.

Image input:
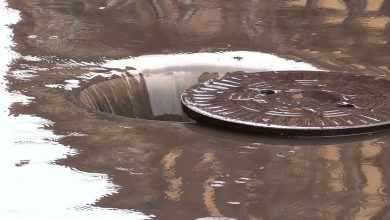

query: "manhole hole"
left=181, top=71, right=390, bottom=136
left=78, top=72, right=220, bottom=122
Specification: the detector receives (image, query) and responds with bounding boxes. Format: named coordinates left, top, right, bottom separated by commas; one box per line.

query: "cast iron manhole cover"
left=181, top=71, right=390, bottom=136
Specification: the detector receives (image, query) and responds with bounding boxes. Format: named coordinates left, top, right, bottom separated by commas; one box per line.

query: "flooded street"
left=3, top=0, right=390, bottom=219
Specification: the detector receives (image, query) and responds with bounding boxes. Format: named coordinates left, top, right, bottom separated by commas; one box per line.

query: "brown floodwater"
left=3, top=0, right=390, bottom=219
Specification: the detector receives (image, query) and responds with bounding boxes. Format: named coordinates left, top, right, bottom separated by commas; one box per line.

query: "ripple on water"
left=195, top=217, right=237, bottom=220
left=0, top=0, right=152, bottom=218
left=211, top=180, right=226, bottom=188
left=9, top=0, right=390, bottom=219
left=359, top=194, right=389, bottom=205
left=227, top=202, right=241, bottom=205
left=328, top=169, right=346, bottom=181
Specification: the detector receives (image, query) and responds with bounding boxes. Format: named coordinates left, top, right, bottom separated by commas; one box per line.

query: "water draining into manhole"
left=78, top=51, right=319, bottom=123
left=79, top=71, right=222, bottom=122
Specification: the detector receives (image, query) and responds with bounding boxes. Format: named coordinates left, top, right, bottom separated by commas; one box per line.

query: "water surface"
left=3, top=0, right=390, bottom=219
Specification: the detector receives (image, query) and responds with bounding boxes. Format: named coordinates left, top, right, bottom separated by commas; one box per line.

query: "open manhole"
left=181, top=71, right=390, bottom=136
left=78, top=72, right=220, bottom=122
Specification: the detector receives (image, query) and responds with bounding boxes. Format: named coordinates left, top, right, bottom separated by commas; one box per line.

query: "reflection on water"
left=99, top=133, right=390, bottom=220
left=5, top=0, right=390, bottom=219
left=0, top=1, right=152, bottom=219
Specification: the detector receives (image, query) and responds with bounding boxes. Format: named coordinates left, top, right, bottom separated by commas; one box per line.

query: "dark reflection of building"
left=263, top=139, right=390, bottom=220
left=8, top=0, right=390, bottom=73
left=342, top=0, right=368, bottom=23
left=89, top=128, right=390, bottom=220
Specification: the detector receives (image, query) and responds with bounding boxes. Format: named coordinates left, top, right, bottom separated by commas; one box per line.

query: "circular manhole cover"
left=181, top=71, right=390, bottom=136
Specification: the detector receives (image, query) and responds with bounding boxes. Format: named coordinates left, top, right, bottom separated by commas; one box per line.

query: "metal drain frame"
left=181, top=71, right=390, bottom=137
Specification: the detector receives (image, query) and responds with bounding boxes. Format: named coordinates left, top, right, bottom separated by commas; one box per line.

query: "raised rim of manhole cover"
left=181, top=71, right=390, bottom=137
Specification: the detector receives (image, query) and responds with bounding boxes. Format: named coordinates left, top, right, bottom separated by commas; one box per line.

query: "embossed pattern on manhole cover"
left=181, top=71, right=390, bottom=136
